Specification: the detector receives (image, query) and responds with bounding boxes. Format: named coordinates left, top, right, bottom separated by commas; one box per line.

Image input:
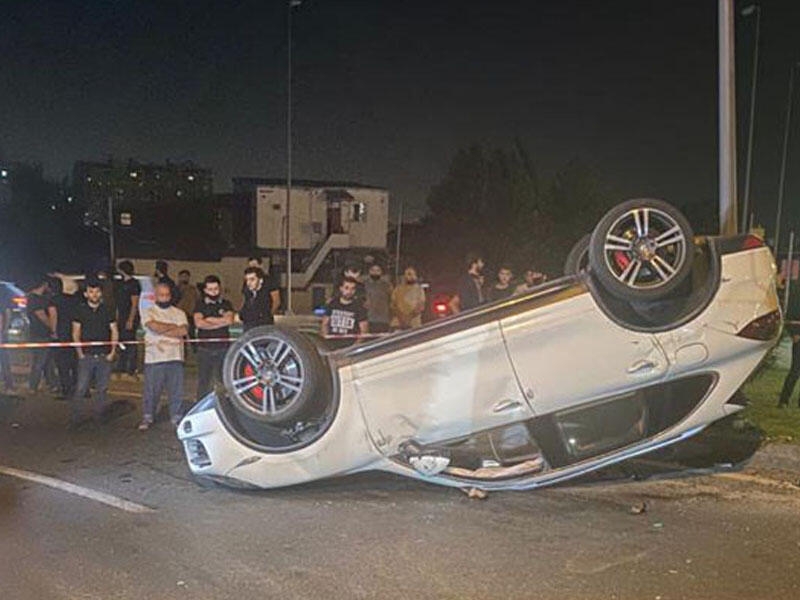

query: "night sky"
left=1, top=0, right=799, bottom=232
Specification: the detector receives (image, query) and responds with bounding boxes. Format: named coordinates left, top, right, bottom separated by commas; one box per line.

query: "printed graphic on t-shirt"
left=329, top=309, right=356, bottom=335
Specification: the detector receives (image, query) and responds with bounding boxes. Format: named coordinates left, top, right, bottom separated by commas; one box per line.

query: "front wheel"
left=588, top=198, right=694, bottom=302
left=222, top=326, right=329, bottom=425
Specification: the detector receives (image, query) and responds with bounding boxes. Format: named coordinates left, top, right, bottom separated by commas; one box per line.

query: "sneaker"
left=137, top=419, right=152, bottom=431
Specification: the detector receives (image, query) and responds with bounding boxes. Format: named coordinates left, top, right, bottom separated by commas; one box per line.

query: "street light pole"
left=718, top=0, right=738, bottom=235
left=107, top=195, right=115, bottom=266
left=285, top=0, right=300, bottom=315
left=775, top=63, right=799, bottom=256
left=741, top=4, right=761, bottom=233
left=394, top=198, right=404, bottom=283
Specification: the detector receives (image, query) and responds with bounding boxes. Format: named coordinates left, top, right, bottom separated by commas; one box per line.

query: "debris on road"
left=629, top=501, right=648, bottom=515
left=461, top=487, right=488, bottom=500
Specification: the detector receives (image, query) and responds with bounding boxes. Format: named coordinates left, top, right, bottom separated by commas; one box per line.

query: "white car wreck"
left=178, top=199, right=781, bottom=491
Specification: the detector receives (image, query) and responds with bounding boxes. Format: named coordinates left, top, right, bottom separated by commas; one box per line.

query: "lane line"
left=0, top=465, right=155, bottom=514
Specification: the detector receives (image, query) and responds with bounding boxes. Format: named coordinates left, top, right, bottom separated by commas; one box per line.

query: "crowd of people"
left=447, top=252, right=546, bottom=314
left=0, top=257, right=283, bottom=430
left=0, top=252, right=551, bottom=430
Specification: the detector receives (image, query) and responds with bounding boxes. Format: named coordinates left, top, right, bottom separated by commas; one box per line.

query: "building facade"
left=73, top=158, right=213, bottom=226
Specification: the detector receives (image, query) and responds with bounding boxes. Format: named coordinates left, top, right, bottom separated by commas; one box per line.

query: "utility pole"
left=775, top=64, right=799, bottom=256
left=784, top=230, right=795, bottom=314
left=718, top=0, right=738, bottom=235
left=107, top=195, right=115, bottom=266
left=741, top=4, right=761, bottom=232
left=285, top=0, right=295, bottom=315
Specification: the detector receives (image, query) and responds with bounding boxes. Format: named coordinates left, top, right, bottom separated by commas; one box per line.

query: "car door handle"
left=627, top=359, right=658, bottom=374
left=492, top=399, right=524, bottom=413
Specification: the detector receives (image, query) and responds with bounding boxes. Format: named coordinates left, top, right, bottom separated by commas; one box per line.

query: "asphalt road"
left=1, top=380, right=799, bottom=600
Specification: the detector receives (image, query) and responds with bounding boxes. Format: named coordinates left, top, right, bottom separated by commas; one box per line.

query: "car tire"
left=564, top=233, right=591, bottom=276
left=222, top=325, right=329, bottom=425
left=589, top=198, right=695, bottom=302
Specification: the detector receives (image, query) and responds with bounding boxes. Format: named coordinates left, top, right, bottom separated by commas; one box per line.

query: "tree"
left=414, top=143, right=611, bottom=285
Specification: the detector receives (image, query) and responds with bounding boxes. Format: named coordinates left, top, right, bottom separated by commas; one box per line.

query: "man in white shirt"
left=138, top=283, right=188, bottom=431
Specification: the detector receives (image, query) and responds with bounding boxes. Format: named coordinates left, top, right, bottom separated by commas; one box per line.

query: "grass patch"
left=742, top=365, right=800, bottom=444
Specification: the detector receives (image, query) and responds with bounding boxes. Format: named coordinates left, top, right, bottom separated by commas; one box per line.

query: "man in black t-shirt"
left=155, top=260, right=181, bottom=306
left=71, top=279, right=118, bottom=425
left=449, top=252, right=485, bottom=314
left=778, top=282, right=800, bottom=407
left=50, top=277, right=79, bottom=398
left=114, top=260, right=141, bottom=377
left=239, top=267, right=280, bottom=331
left=193, top=274, right=234, bottom=400
left=322, top=277, right=368, bottom=337
left=26, top=278, right=56, bottom=392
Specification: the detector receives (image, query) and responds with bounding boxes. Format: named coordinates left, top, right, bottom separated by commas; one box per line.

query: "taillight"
left=736, top=310, right=782, bottom=340
left=741, top=235, right=764, bottom=250
left=433, top=302, right=448, bottom=315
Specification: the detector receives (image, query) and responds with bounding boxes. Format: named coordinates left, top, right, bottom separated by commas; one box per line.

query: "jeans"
left=196, top=348, right=225, bottom=401
left=28, top=347, right=51, bottom=391
left=71, top=354, right=112, bottom=423
left=142, top=361, right=184, bottom=422
left=778, top=338, right=800, bottom=406
left=54, top=347, right=78, bottom=396
left=116, top=328, right=139, bottom=375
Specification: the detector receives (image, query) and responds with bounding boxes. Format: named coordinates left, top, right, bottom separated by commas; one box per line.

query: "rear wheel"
left=222, top=326, right=329, bottom=425
left=589, top=199, right=694, bottom=302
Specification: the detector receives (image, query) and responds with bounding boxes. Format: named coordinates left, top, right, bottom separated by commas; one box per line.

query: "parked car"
left=178, top=199, right=780, bottom=491
left=0, top=281, right=29, bottom=343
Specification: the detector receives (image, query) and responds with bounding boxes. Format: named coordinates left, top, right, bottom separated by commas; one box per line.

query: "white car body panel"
left=178, top=244, right=779, bottom=491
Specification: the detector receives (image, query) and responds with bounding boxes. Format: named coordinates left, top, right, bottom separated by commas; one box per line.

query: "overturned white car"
left=178, top=199, right=781, bottom=491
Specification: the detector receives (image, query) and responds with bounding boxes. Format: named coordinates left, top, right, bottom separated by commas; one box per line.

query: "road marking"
left=0, top=465, right=155, bottom=514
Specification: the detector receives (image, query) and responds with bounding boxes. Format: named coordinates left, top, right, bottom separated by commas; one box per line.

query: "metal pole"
left=718, top=0, right=738, bottom=235
left=108, top=195, right=115, bottom=266
left=394, top=198, right=404, bottom=283
left=775, top=64, right=798, bottom=256
left=285, top=0, right=293, bottom=314
left=741, top=5, right=760, bottom=232
left=784, top=230, right=795, bottom=314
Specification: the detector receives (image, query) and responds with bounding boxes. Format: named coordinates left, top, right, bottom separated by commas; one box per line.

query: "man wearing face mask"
left=193, top=275, right=234, bottom=400
left=138, top=282, right=188, bottom=431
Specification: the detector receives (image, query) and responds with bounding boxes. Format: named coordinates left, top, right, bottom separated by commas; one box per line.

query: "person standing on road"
left=114, top=261, right=141, bottom=380
left=193, top=275, right=234, bottom=400
left=778, top=282, right=800, bottom=407
left=176, top=269, right=199, bottom=351
left=239, top=267, right=279, bottom=331
left=321, top=277, right=368, bottom=338
left=26, top=277, right=57, bottom=392
left=71, top=279, right=118, bottom=426
left=243, top=257, right=282, bottom=311
left=486, top=265, right=515, bottom=302
left=50, top=277, right=79, bottom=398
left=513, top=268, right=546, bottom=295
left=391, top=266, right=426, bottom=330
left=0, top=288, right=14, bottom=391
left=364, top=263, right=392, bottom=333
left=448, top=253, right=485, bottom=314
left=155, top=260, right=181, bottom=306
left=138, top=282, right=188, bottom=431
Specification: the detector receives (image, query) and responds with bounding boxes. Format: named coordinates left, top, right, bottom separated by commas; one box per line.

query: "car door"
left=351, top=321, right=533, bottom=456
left=500, top=292, right=668, bottom=417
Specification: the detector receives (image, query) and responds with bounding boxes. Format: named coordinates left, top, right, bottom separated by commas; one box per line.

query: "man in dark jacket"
left=778, top=280, right=800, bottom=407
left=239, top=267, right=280, bottom=331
